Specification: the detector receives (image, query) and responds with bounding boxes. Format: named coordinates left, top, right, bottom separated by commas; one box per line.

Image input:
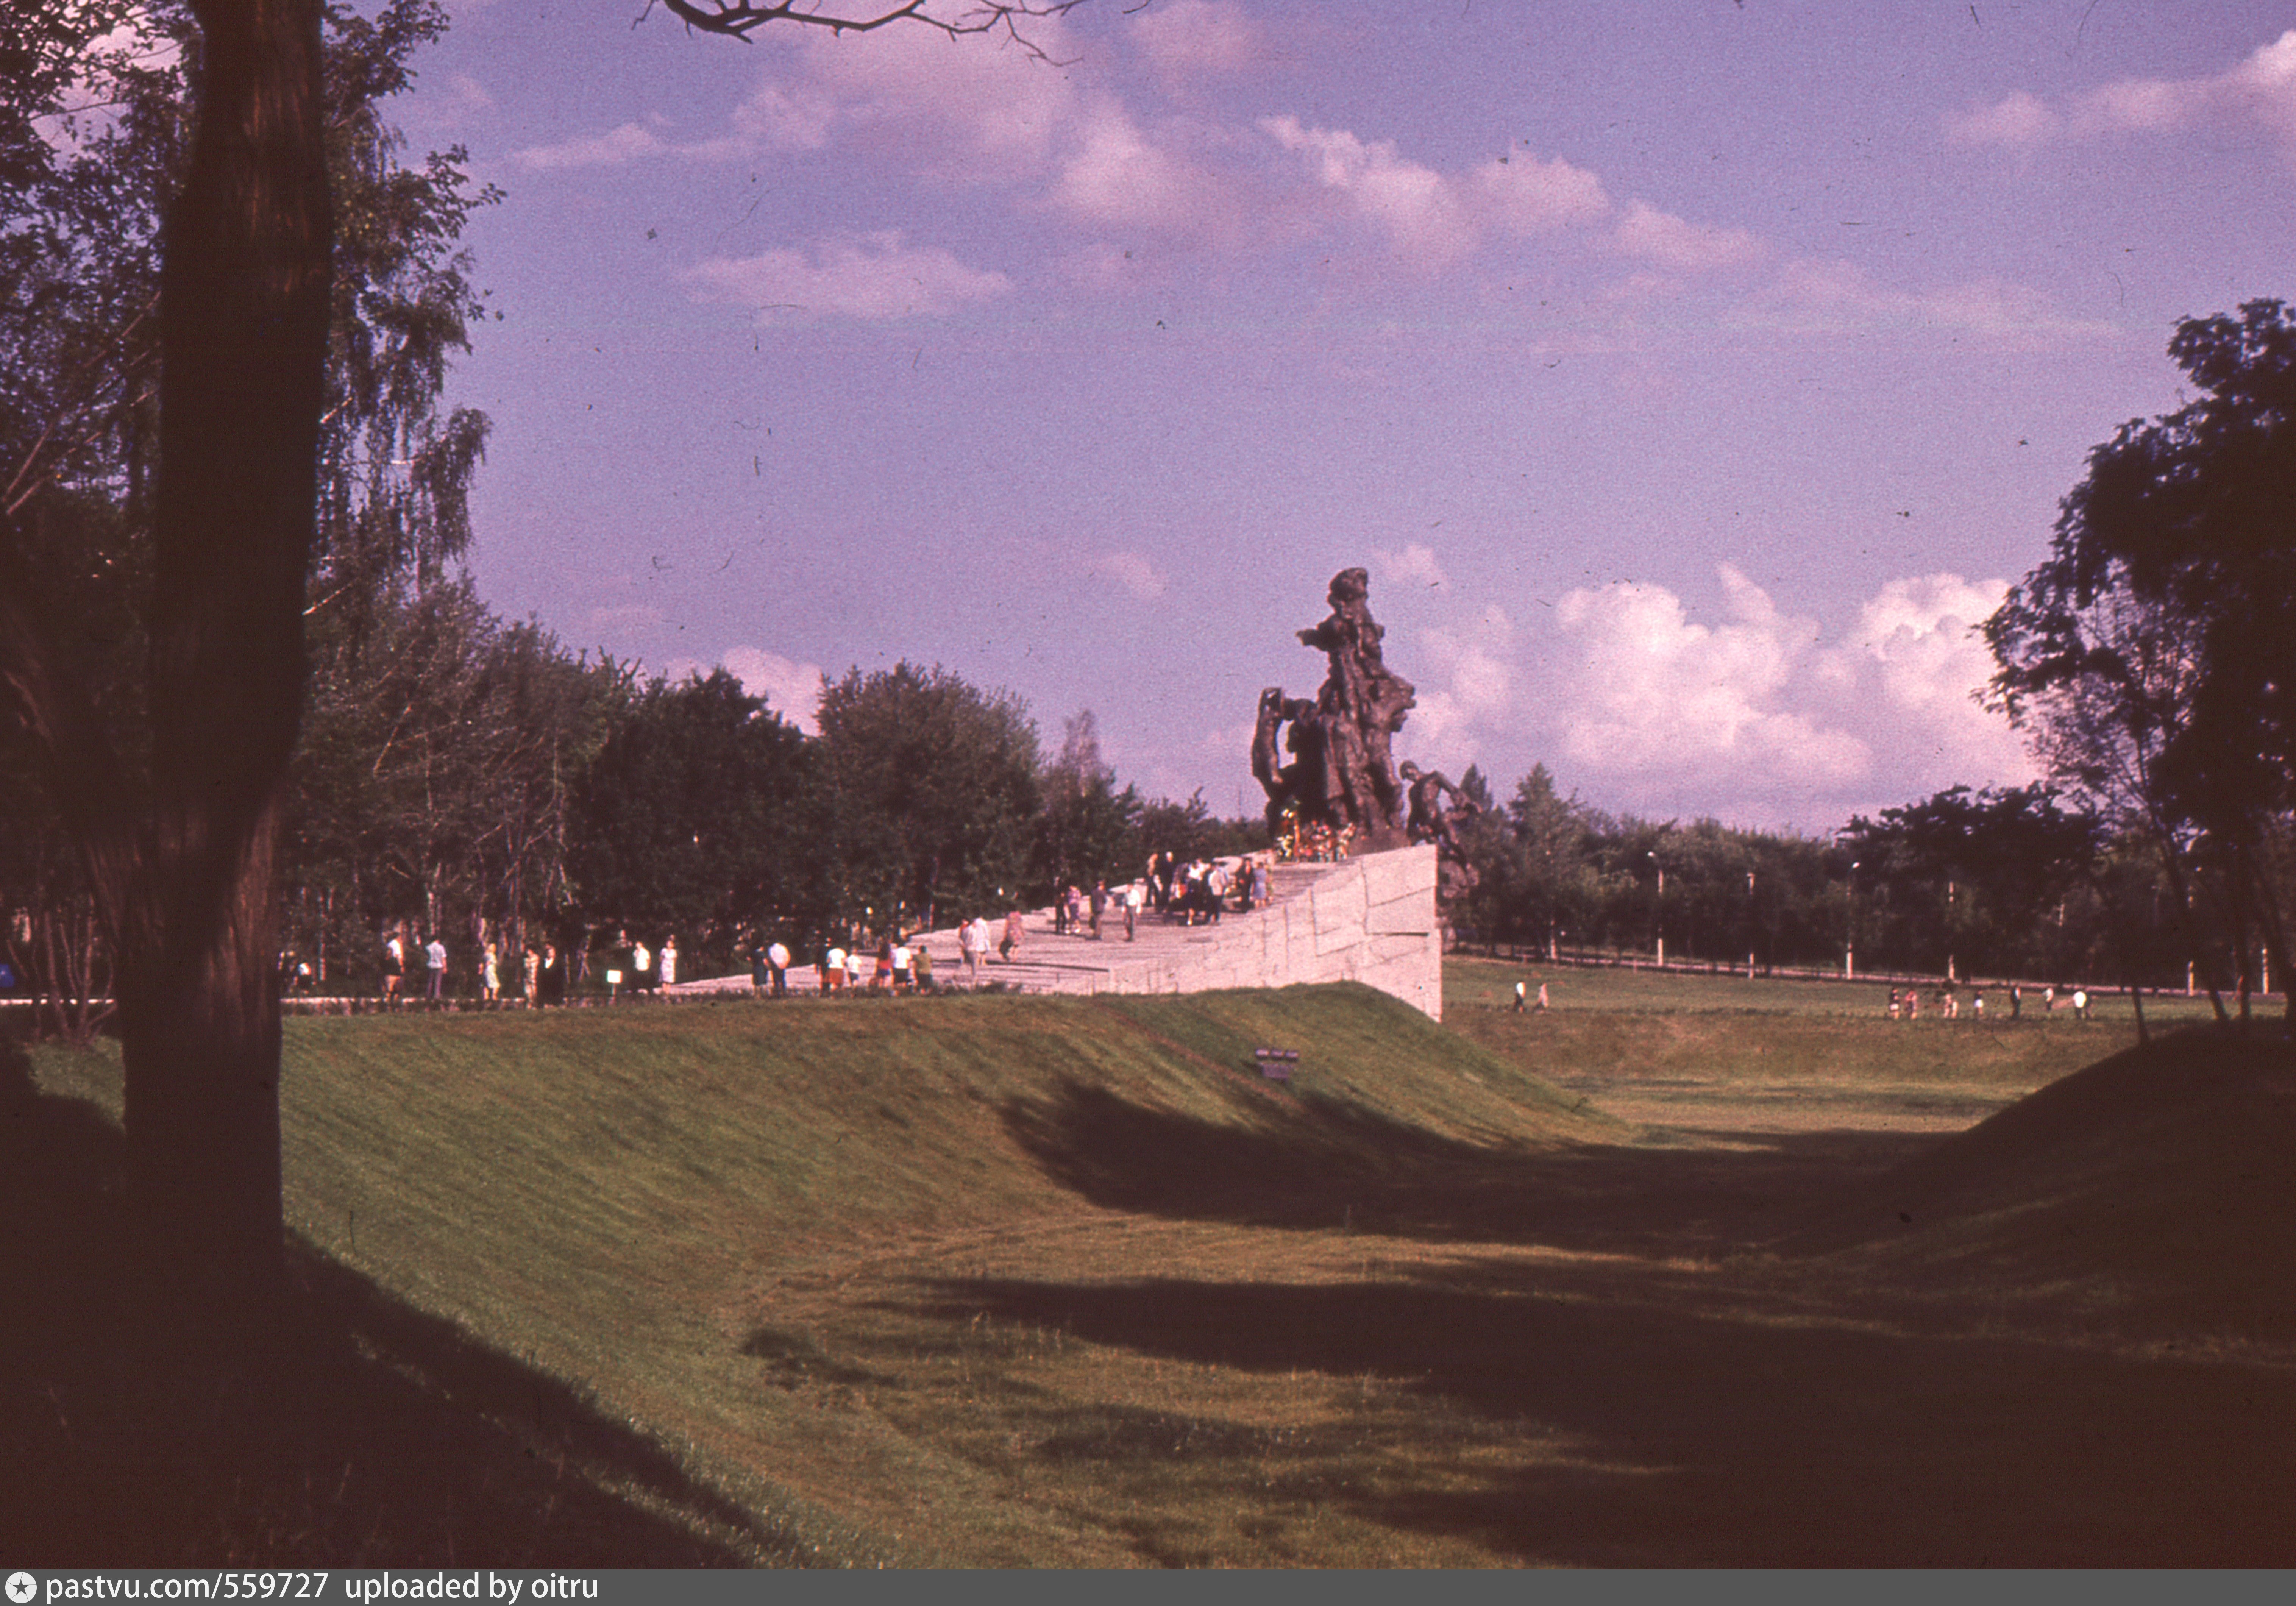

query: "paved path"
left=665, top=861, right=1345, bottom=1000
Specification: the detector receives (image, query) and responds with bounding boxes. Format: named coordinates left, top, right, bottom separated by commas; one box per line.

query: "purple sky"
left=398, top=0, right=2296, bottom=833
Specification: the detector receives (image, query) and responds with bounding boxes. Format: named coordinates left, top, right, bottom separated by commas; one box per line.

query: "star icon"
left=6, top=1572, right=37, bottom=1605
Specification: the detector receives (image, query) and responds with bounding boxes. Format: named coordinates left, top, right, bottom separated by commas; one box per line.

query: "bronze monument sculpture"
left=1253, top=567, right=1416, bottom=854
left=1252, top=568, right=1483, bottom=931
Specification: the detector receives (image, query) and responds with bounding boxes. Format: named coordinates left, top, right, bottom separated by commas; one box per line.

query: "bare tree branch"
left=646, top=0, right=1090, bottom=61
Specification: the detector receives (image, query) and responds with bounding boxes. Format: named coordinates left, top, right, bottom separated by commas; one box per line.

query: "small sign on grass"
left=1254, top=1047, right=1300, bottom=1080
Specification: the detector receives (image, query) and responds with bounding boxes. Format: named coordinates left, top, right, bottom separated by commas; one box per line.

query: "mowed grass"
left=1444, top=955, right=2228, bottom=1132
left=268, top=986, right=1618, bottom=1565
left=12, top=968, right=2293, bottom=1566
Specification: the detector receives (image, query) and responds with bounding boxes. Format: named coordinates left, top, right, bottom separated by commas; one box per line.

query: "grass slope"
left=11, top=970, right=2290, bottom=1565
left=1790, top=1028, right=2296, bottom=1342
left=273, top=983, right=1607, bottom=1564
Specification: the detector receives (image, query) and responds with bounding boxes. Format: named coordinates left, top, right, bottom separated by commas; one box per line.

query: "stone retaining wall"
left=1068, top=844, right=1443, bottom=1020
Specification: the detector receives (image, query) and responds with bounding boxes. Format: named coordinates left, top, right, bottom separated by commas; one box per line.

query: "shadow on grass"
left=981, top=1072, right=2295, bottom=1563
left=900, top=1265, right=2296, bottom=1566
left=1001, top=1074, right=1928, bottom=1253
left=0, top=1043, right=777, bottom=1567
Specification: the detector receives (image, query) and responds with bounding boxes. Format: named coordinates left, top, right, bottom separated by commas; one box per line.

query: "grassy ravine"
left=9, top=985, right=1606, bottom=1566
left=8, top=972, right=2292, bottom=1566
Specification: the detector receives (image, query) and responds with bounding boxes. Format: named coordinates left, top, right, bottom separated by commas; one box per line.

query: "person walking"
left=1001, top=909, right=1024, bottom=964
left=659, top=936, right=677, bottom=989
left=381, top=930, right=405, bottom=1007
left=523, top=944, right=540, bottom=1005
left=1124, top=881, right=1143, bottom=940
left=766, top=939, right=791, bottom=997
left=424, top=931, right=447, bottom=1002
left=1513, top=980, right=1527, bottom=1013
left=1090, top=880, right=1108, bottom=940
left=959, top=916, right=984, bottom=983
left=482, top=942, right=500, bottom=1003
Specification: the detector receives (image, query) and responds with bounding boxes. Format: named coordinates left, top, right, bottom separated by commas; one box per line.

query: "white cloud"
left=750, top=14, right=1086, bottom=176
left=1087, top=551, right=1169, bottom=600
left=1398, top=604, right=1514, bottom=773
left=442, top=72, right=494, bottom=115
left=1471, top=150, right=1612, bottom=233
left=1528, top=566, right=2032, bottom=828
left=722, top=646, right=825, bottom=734
left=1611, top=200, right=1767, bottom=272
left=1947, top=89, right=2058, bottom=148
left=1550, top=569, right=1854, bottom=785
left=1051, top=101, right=1223, bottom=231
left=681, top=231, right=1013, bottom=321
left=1261, top=115, right=1475, bottom=269
left=1726, top=258, right=2116, bottom=345
left=1828, top=574, right=2023, bottom=745
left=512, top=121, right=679, bottom=172
left=1949, top=29, right=2296, bottom=152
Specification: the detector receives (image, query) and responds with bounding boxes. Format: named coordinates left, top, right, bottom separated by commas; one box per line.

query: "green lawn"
left=1444, top=951, right=2232, bottom=1029
left=8, top=967, right=2287, bottom=1566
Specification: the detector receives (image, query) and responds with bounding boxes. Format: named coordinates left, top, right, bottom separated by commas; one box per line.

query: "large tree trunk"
left=117, top=0, right=331, bottom=1306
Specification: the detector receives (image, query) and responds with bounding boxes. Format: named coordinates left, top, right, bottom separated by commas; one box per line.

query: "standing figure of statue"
left=1253, top=568, right=1416, bottom=853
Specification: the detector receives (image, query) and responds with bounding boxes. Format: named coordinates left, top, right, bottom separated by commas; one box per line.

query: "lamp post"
left=1648, top=849, right=1665, bottom=970
left=1746, top=868, right=1756, bottom=981
left=1845, top=860, right=1859, bottom=981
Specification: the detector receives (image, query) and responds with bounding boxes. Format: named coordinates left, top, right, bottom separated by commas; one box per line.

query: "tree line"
left=1440, top=767, right=2202, bottom=999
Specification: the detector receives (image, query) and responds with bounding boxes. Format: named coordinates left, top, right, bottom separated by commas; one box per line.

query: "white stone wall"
left=1088, top=844, right=1443, bottom=1020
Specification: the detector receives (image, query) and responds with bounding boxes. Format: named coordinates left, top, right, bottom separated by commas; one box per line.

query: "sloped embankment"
left=271, top=982, right=1610, bottom=1562
left=1786, top=1028, right=2296, bottom=1342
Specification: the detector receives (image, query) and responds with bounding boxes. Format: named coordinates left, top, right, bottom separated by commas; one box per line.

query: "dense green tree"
left=565, top=669, right=818, bottom=971
left=290, top=583, right=630, bottom=986
left=815, top=662, right=1041, bottom=935
left=1987, top=300, right=2296, bottom=1023
left=1841, top=785, right=2099, bottom=982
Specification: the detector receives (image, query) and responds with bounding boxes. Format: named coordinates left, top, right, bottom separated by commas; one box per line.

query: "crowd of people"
left=341, top=851, right=1283, bottom=1009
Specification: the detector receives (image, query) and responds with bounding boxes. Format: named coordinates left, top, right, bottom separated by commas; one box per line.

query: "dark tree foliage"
left=1989, top=300, right=2296, bottom=1022
left=567, top=670, right=821, bottom=970
left=292, top=582, right=631, bottom=985
left=1841, top=785, right=2099, bottom=981
left=815, top=662, right=1041, bottom=934
left=0, top=0, right=498, bottom=1301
